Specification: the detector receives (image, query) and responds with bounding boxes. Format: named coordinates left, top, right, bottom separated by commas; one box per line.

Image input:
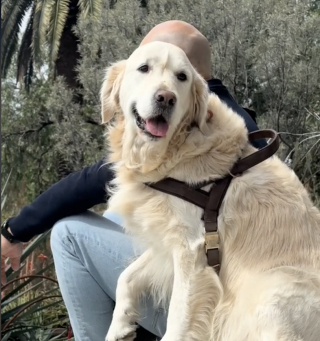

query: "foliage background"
left=1, top=0, right=319, bottom=338
left=2, top=0, right=319, bottom=213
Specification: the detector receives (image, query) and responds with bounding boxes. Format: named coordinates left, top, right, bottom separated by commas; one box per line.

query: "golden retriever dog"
left=101, top=41, right=320, bottom=341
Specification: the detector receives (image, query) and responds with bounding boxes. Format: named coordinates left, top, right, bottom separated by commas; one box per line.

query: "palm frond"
left=78, top=0, right=103, bottom=19
left=32, top=0, right=55, bottom=66
left=17, top=12, right=33, bottom=86
left=1, top=26, right=20, bottom=78
left=47, top=0, right=69, bottom=65
left=1, top=0, right=33, bottom=78
left=1, top=0, right=32, bottom=57
left=1, top=19, right=21, bottom=78
left=1, top=0, right=16, bottom=20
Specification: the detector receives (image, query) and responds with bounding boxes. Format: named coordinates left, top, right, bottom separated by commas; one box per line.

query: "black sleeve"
left=207, top=79, right=267, bottom=149
left=8, top=160, right=114, bottom=242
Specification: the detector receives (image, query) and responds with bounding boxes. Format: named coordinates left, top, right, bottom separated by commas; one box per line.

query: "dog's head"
left=101, top=42, right=210, bottom=172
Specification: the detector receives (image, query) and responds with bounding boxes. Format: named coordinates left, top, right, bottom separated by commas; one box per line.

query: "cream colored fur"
left=101, top=41, right=320, bottom=341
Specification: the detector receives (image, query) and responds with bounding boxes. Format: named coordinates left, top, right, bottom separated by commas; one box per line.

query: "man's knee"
left=50, top=217, right=75, bottom=252
left=50, top=211, right=122, bottom=254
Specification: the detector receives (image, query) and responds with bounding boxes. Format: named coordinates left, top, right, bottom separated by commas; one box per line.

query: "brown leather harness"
left=146, top=129, right=280, bottom=273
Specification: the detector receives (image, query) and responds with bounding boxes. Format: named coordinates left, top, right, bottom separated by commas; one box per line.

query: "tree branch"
left=85, top=118, right=101, bottom=126
left=3, top=121, right=55, bottom=139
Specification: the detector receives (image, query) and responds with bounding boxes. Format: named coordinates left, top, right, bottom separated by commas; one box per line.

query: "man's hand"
left=1, top=235, right=23, bottom=285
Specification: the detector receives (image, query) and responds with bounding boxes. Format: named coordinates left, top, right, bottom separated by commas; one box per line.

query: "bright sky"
left=20, top=7, right=32, bottom=38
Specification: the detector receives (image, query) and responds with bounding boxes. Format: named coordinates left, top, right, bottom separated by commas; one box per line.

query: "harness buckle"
left=205, top=231, right=219, bottom=252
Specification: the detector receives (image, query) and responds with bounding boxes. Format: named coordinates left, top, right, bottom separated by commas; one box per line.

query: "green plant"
left=1, top=169, right=12, bottom=211
left=1, top=246, right=72, bottom=340
left=1, top=179, right=71, bottom=340
left=1, top=0, right=104, bottom=88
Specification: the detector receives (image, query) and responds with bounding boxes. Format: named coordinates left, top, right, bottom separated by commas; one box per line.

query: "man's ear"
left=191, top=73, right=210, bottom=135
left=100, top=60, right=126, bottom=124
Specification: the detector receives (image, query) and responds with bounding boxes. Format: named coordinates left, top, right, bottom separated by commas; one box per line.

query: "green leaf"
left=2, top=294, right=62, bottom=331
left=79, top=0, right=103, bottom=19
left=1, top=281, right=43, bottom=307
left=2, top=301, right=31, bottom=324
left=32, top=0, right=55, bottom=66
left=1, top=169, right=12, bottom=211
left=17, top=10, right=34, bottom=86
left=1, top=332, right=12, bottom=341
left=18, top=297, right=63, bottom=321
left=2, top=324, right=37, bottom=339
left=47, top=0, right=69, bottom=65
left=4, top=263, right=56, bottom=302
left=1, top=195, right=8, bottom=211
left=1, top=169, right=12, bottom=197
left=5, top=262, right=27, bottom=284
left=1, top=28, right=19, bottom=78
left=5, top=230, right=51, bottom=280
left=1, top=0, right=33, bottom=72
left=44, top=328, right=66, bottom=340
left=1, top=1, right=14, bottom=20
left=3, top=320, right=67, bottom=335
left=1, top=14, right=20, bottom=78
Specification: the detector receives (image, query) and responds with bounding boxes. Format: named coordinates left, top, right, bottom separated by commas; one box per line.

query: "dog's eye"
left=177, top=72, right=187, bottom=81
left=138, top=64, right=149, bottom=73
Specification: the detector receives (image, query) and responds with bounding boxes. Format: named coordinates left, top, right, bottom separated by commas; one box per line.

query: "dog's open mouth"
left=132, top=104, right=169, bottom=138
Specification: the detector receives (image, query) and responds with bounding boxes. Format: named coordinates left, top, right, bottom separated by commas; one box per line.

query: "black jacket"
left=8, top=79, right=266, bottom=242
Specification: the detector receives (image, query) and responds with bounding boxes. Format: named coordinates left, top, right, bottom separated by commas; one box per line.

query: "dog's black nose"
left=155, top=90, right=176, bottom=107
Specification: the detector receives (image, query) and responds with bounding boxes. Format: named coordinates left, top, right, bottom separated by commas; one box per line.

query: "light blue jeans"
left=50, top=211, right=167, bottom=340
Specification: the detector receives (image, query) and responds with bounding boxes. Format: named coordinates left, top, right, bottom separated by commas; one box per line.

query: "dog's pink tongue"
left=145, top=119, right=169, bottom=137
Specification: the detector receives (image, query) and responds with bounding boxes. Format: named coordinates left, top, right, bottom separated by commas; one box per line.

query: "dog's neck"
left=106, top=111, right=249, bottom=186
left=156, top=119, right=250, bottom=184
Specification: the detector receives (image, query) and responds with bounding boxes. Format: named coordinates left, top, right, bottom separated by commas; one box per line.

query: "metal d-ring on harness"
left=146, top=129, right=280, bottom=273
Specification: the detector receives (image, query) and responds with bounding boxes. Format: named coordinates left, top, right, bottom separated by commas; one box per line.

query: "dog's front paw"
left=105, top=320, right=137, bottom=341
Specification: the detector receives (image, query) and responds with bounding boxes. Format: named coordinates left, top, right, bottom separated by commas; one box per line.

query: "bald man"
left=140, top=20, right=212, bottom=80
left=1, top=21, right=264, bottom=340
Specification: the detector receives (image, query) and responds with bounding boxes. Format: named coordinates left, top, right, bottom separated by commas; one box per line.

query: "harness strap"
left=230, top=129, right=280, bottom=176
left=147, top=178, right=209, bottom=209
left=146, top=129, right=280, bottom=271
left=204, top=176, right=233, bottom=272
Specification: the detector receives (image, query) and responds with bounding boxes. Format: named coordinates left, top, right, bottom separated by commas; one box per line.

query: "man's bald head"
left=140, top=20, right=212, bottom=80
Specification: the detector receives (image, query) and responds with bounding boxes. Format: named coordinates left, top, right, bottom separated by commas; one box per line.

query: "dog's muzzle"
left=132, top=104, right=170, bottom=139
left=131, top=90, right=176, bottom=139
left=154, top=90, right=176, bottom=111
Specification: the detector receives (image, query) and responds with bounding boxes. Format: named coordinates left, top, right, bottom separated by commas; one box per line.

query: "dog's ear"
left=191, top=74, right=210, bottom=135
left=100, top=60, right=126, bottom=124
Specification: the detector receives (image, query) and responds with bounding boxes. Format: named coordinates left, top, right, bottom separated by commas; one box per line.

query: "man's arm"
left=7, top=160, right=114, bottom=242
